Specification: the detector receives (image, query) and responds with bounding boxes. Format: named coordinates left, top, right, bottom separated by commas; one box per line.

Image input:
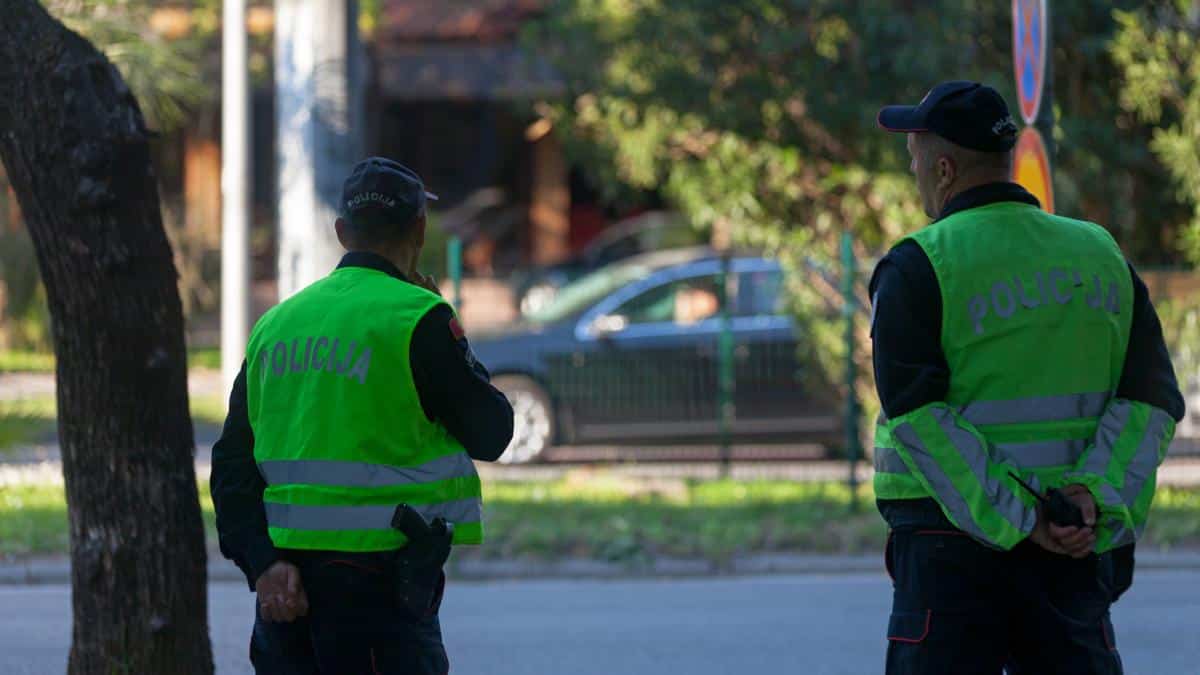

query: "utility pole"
left=221, top=0, right=251, bottom=396
left=275, top=0, right=365, bottom=299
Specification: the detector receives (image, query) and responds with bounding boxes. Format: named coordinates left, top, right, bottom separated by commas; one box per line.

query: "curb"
left=446, top=553, right=887, bottom=581
left=0, top=555, right=886, bottom=586
left=0, top=558, right=250, bottom=586
left=5, top=550, right=1199, bottom=587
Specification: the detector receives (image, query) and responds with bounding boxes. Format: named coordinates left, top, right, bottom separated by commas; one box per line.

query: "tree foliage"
left=526, top=0, right=1194, bottom=435
left=529, top=0, right=1189, bottom=260
left=1112, top=1, right=1200, bottom=264
left=45, top=0, right=213, bottom=132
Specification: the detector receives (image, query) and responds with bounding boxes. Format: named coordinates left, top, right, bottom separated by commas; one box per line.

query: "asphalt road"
left=1, top=570, right=1197, bottom=674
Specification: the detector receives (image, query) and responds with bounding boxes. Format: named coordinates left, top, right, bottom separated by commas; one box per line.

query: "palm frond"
left=46, top=0, right=213, bottom=132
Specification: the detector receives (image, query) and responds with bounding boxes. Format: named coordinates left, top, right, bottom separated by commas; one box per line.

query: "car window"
left=613, top=274, right=725, bottom=326
left=737, top=269, right=785, bottom=317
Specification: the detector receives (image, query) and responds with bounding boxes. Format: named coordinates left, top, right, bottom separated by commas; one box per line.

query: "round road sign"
left=1013, top=0, right=1048, bottom=125
left=1013, top=126, right=1054, bottom=213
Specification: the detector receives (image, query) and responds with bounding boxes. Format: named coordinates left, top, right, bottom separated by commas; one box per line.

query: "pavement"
left=7, top=549, right=1200, bottom=588
left=0, top=370, right=225, bottom=402
left=1, top=570, right=1198, bottom=674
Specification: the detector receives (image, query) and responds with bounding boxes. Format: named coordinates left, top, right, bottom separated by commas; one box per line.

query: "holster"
left=391, top=504, right=454, bottom=620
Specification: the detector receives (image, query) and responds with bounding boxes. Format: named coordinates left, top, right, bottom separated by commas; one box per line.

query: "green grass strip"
left=1, top=477, right=1197, bottom=561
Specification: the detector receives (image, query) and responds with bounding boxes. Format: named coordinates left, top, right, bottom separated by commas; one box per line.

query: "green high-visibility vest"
left=246, top=265, right=484, bottom=551
left=874, top=201, right=1134, bottom=511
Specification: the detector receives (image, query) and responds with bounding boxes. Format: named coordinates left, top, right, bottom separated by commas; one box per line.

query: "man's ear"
left=414, top=213, right=427, bottom=249
left=936, top=155, right=957, bottom=190
left=334, top=218, right=352, bottom=251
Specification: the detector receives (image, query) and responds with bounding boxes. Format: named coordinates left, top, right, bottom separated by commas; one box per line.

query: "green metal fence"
left=446, top=237, right=1198, bottom=483
left=447, top=237, right=856, bottom=469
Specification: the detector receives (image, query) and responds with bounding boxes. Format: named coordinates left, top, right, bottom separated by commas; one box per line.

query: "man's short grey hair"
left=341, top=211, right=422, bottom=248
left=919, top=133, right=1014, bottom=176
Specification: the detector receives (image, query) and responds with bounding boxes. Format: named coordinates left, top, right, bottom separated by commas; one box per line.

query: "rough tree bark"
left=0, top=1, right=214, bottom=672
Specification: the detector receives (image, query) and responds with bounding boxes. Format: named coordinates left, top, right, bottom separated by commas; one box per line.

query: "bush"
left=1157, top=295, right=1200, bottom=395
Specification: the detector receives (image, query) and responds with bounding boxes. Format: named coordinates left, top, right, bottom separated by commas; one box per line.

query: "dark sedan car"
left=475, top=247, right=841, bottom=463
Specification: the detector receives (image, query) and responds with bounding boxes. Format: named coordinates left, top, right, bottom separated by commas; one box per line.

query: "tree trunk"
left=0, top=2, right=214, bottom=672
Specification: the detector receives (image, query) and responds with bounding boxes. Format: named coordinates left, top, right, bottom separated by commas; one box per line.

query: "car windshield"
left=525, top=261, right=651, bottom=324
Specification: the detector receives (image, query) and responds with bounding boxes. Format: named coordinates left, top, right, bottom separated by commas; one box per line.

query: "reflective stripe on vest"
left=875, top=438, right=1088, bottom=474
left=874, top=391, right=1110, bottom=477
left=959, top=391, right=1108, bottom=426
left=258, top=453, right=478, bottom=488
left=892, top=419, right=1040, bottom=542
left=875, top=440, right=1081, bottom=474
left=258, top=453, right=482, bottom=544
left=265, top=498, right=482, bottom=532
left=874, top=441, right=908, bottom=474
left=1077, top=400, right=1174, bottom=506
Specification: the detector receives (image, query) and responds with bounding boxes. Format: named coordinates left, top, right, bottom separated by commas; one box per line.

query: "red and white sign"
left=1013, top=0, right=1048, bottom=125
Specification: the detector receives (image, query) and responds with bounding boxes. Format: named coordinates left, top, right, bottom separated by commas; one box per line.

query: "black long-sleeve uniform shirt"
left=210, top=251, right=515, bottom=589
left=870, top=182, right=1184, bottom=424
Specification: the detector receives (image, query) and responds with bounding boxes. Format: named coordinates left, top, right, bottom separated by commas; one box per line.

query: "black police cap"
left=340, top=157, right=438, bottom=231
left=877, top=81, right=1019, bottom=152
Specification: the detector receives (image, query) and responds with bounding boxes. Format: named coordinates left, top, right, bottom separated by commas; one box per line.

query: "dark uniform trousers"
left=249, top=551, right=449, bottom=675
left=882, top=500, right=1123, bottom=675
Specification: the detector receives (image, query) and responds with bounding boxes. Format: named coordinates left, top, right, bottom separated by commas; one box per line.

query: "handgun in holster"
left=390, top=503, right=454, bottom=619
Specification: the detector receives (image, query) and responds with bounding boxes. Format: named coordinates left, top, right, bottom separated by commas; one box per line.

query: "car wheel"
left=493, top=375, right=555, bottom=464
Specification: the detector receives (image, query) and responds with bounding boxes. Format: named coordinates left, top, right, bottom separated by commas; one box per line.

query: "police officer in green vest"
left=211, top=157, right=514, bottom=674
left=871, top=82, right=1184, bottom=674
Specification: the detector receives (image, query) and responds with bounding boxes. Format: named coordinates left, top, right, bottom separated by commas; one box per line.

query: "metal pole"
left=1037, top=1, right=1056, bottom=162
left=841, top=232, right=861, bottom=509
left=718, top=249, right=735, bottom=477
left=221, top=0, right=251, bottom=397
left=448, top=236, right=463, bottom=310
left=275, top=0, right=365, bottom=299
